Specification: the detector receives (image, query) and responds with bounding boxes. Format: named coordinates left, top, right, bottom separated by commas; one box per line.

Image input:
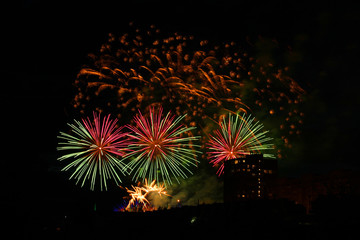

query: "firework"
left=207, top=113, right=274, bottom=176
left=125, top=179, right=169, bottom=212
left=73, top=23, right=305, bottom=158
left=125, top=185, right=150, bottom=211
left=142, top=178, right=169, bottom=196
left=57, top=112, right=128, bottom=191
left=123, top=107, right=201, bottom=186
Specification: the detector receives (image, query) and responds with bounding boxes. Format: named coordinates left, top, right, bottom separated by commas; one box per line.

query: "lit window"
left=234, top=160, right=238, bottom=164
left=269, top=170, right=273, bottom=174
left=242, top=194, right=245, bottom=198
left=264, top=169, right=268, bottom=174
left=242, top=169, right=246, bottom=172
left=252, top=165, right=255, bottom=168
left=247, top=169, right=250, bottom=172
left=243, top=160, right=246, bottom=163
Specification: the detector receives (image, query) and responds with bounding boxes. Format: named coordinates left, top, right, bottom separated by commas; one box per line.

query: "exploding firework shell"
left=207, top=113, right=274, bottom=176
left=122, top=107, right=202, bottom=186
left=57, top=112, right=129, bottom=191
left=73, top=23, right=305, bottom=159
left=124, top=179, right=169, bottom=212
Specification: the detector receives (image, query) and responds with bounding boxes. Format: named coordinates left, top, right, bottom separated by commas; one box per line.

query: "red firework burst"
left=207, top=113, right=274, bottom=176
left=122, top=107, right=201, bottom=186
left=57, top=112, right=129, bottom=191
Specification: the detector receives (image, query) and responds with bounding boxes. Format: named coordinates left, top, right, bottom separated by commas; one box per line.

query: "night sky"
left=1, top=0, right=360, bottom=200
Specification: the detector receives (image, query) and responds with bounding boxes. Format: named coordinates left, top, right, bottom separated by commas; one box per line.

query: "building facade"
left=224, top=154, right=277, bottom=203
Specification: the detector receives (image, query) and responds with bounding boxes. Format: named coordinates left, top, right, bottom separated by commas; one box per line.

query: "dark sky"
left=1, top=0, right=360, bottom=199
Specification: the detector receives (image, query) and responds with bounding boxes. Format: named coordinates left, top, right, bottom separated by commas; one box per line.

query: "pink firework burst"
left=207, top=113, right=274, bottom=176
left=57, top=112, right=129, bottom=191
left=123, top=107, right=201, bottom=186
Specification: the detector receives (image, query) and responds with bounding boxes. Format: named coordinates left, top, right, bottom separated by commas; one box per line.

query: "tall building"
left=224, top=154, right=277, bottom=203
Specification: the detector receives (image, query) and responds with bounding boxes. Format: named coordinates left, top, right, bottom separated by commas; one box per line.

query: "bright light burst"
left=123, top=107, right=201, bottom=186
left=73, top=23, right=306, bottom=159
left=57, top=112, right=128, bottom=191
left=125, top=179, right=169, bottom=212
left=125, top=185, right=150, bottom=211
left=207, top=113, right=274, bottom=176
left=142, top=178, right=169, bottom=196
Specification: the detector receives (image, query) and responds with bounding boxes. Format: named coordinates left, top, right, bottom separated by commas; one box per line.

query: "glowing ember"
left=73, top=23, right=306, bottom=160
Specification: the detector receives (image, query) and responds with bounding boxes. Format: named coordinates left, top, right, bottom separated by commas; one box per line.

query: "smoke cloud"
left=149, top=168, right=223, bottom=209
